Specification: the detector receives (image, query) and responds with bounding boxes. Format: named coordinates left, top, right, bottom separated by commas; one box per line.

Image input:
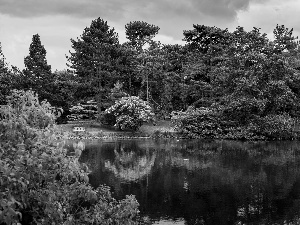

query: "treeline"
left=1, top=17, right=300, bottom=139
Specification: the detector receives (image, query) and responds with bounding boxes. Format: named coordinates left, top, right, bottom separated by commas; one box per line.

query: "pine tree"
left=125, top=21, right=160, bottom=52
left=23, top=34, right=52, bottom=100
left=67, top=17, right=120, bottom=113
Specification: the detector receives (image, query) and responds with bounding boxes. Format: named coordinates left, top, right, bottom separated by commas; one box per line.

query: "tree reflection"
left=74, top=139, right=300, bottom=224
left=104, top=143, right=156, bottom=182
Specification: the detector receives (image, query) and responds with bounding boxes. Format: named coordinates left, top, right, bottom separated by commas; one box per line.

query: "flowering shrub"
left=104, top=96, right=155, bottom=131
left=0, top=90, right=140, bottom=224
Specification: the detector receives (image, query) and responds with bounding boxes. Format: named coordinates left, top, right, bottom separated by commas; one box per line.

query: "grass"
left=139, top=120, right=176, bottom=136
left=57, top=119, right=177, bottom=139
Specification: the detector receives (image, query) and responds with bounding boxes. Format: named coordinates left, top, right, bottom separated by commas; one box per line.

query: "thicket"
left=171, top=25, right=300, bottom=140
left=1, top=17, right=300, bottom=140
left=171, top=107, right=296, bottom=140
left=0, top=90, right=140, bottom=224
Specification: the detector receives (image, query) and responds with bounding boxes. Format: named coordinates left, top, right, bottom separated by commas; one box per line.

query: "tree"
left=124, top=21, right=162, bottom=103
left=273, top=24, right=299, bottom=54
left=108, top=81, right=129, bottom=105
left=183, top=24, right=230, bottom=54
left=125, top=21, right=160, bottom=51
left=67, top=17, right=120, bottom=113
left=0, top=43, right=12, bottom=104
left=136, top=41, right=165, bottom=106
left=23, top=34, right=53, bottom=101
left=172, top=24, right=300, bottom=139
left=160, top=44, right=189, bottom=113
left=111, top=43, right=140, bottom=96
left=0, top=44, right=25, bottom=105
left=50, top=70, right=78, bottom=114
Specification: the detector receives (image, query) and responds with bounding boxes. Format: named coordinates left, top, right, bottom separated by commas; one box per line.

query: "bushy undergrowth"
left=171, top=106, right=297, bottom=140
left=254, top=113, right=295, bottom=139
left=0, top=90, right=140, bottom=225
left=171, top=107, right=222, bottom=139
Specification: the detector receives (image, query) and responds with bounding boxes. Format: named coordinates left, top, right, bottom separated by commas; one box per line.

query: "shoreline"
left=57, top=120, right=300, bottom=141
left=58, top=119, right=179, bottom=140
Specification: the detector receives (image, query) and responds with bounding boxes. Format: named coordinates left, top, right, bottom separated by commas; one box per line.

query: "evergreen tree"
left=0, top=42, right=11, bottom=104
left=125, top=21, right=160, bottom=52
left=67, top=17, right=120, bottom=112
left=23, top=34, right=52, bottom=101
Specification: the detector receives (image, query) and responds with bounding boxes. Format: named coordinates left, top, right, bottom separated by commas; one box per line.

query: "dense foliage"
left=170, top=24, right=300, bottom=140
left=1, top=16, right=300, bottom=140
left=0, top=90, right=140, bottom=224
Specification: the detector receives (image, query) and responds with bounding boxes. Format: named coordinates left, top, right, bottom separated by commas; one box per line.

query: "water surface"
left=66, top=139, right=300, bottom=225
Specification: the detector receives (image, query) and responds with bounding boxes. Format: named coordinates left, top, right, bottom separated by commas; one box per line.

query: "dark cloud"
left=0, top=0, right=254, bottom=42
left=1, top=0, right=298, bottom=71
left=126, top=0, right=252, bottom=40
left=0, top=0, right=250, bottom=21
left=0, top=0, right=128, bottom=19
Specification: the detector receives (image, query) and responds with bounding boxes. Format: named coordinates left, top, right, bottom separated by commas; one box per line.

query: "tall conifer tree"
left=67, top=17, right=120, bottom=112
left=23, top=34, right=52, bottom=100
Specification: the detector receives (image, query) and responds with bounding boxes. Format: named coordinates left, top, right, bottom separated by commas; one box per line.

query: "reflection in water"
left=104, top=143, right=156, bottom=181
left=72, top=140, right=85, bottom=157
left=66, top=139, right=300, bottom=225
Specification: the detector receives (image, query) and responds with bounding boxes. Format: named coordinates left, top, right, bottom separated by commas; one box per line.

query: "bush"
left=104, top=96, right=155, bottom=131
left=0, top=90, right=140, bottom=225
left=4, top=89, right=55, bottom=129
left=171, top=106, right=222, bottom=138
left=150, top=129, right=178, bottom=139
left=255, top=113, right=295, bottom=139
left=221, top=97, right=266, bottom=125
left=221, top=124, right=265, bottom=140
left=171, top=104, right=297, bottom=140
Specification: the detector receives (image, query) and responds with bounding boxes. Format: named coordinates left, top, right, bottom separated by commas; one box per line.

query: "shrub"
left=221, top=97, right=266, bottom=125
left=4, top=89, right=55, bottom=129
left=104, top=96, right=155, bottom=131
left=221, top=124, right=265, bottom=140
left=255, top=113, right=295, bottom=139
left=0, top=90, right=140, bottom=225
left=150, top=129, right=178, bottom=139
left=171, top=106, right=222, bottom=138
left=171, top=104, right=296, bottom=140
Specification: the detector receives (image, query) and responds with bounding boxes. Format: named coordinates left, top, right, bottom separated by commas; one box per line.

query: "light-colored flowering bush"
left=104, top=96, right=155, bottom=131
left=0, top=90, right=140, bottom=225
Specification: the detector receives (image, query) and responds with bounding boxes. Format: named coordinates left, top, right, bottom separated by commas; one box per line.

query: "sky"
left=0, top=0, right=300, bottom=71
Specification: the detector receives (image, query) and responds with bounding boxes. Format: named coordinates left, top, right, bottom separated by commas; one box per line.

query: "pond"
left=65, top=139, right=300, bottom=225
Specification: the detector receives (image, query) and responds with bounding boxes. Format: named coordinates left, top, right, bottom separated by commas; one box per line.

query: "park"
left=1, top=17, right=300, bottom=224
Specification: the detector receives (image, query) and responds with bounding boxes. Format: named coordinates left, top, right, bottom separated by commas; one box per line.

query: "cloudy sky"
left=0, top=0, right=299, bottom=71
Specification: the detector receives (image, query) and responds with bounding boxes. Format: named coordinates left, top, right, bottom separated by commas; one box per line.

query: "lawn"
left=57, top=119, right=176, bottom=137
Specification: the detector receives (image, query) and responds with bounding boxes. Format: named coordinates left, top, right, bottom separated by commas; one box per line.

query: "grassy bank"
left=57, top=120, right=178, bottom=140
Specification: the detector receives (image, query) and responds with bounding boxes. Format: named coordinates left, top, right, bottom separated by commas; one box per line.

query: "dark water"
left=66, top=139, right=300, bottom=225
